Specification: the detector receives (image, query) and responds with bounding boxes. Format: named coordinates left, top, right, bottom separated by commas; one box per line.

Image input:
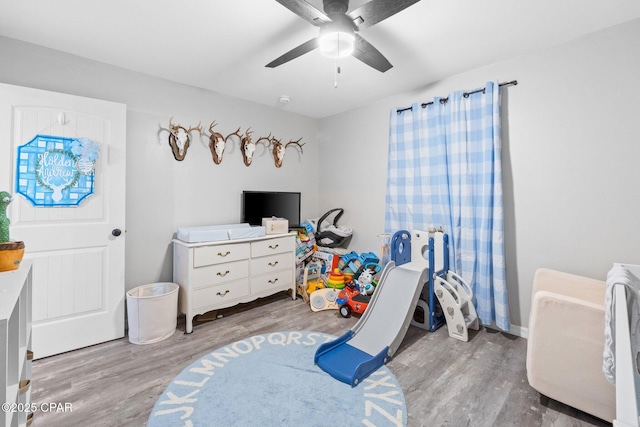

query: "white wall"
left=2, top=18, right=639, bottom=332
left=317, top=19, right=640, bottom=331
left=0, top=36, right=320, bottom=290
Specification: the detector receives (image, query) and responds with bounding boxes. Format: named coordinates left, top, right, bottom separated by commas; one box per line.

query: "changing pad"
left=177, top=223, right=265, bottom=243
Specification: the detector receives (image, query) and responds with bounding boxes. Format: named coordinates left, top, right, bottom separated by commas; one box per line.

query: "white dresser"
left=173, top=234, right=296, bottom=333
left=1, top=260, right=33, bottom=427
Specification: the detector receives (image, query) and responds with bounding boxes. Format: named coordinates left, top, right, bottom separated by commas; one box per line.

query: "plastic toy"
left=391, top=229, right=443, bottom=332
left=338, top=251, right=358, bottom=271
left=350, top=252, right=379, bottom=278
left=343, top=271, right=354, bottom=284
left=336, top=283, right=370, bottom=318
left=336, top=263, right=380, bottom=318
left=307, top=280, right=325, bottom=294
left=327, top=268, right=346, bottom=289
left=393, top=229, right=479, bottom=341
left=296, top=221, right=317, bottom=265
left=309, top=288, right=339, bottom=312
left=354, top=263, right=380, bottom=296
left=338, top=251, right=380, bottom=279
left=314, top=228, right=478, bottom=388
left=312, top=249, right=339, bottom=274
left=304, top=262, right=325, bottom=295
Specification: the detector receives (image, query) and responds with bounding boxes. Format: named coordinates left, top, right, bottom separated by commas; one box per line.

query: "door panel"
left=31, top=248, right=104, bottom=322
left=0, top=83, right=126, bottom=359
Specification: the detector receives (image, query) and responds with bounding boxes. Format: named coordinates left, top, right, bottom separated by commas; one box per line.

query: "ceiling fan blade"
left=352, top=34, right=392, bottom=72
left=275, top=0, right=330, bottom=26
left=348, top=0, right=421, bottom=30
left=265, top=38, right=319, bottom=68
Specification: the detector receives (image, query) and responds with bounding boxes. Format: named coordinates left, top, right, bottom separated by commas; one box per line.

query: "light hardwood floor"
left=31, top=292, right=611, bottom=426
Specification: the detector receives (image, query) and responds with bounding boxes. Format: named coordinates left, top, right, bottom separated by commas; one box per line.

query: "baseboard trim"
left=483, top=323, right=528, bottom=339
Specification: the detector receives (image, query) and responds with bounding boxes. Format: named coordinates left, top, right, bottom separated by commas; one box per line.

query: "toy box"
left=262, top=217, right=289, bottom=234
left=312, top=249, right=340, bottom=275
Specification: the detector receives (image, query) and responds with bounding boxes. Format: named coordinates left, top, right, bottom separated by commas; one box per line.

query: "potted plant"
left=0, top=191, right=25, bottom=272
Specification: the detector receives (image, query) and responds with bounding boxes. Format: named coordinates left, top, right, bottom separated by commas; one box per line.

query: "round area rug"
left=148, top=331, right=407, bottom=426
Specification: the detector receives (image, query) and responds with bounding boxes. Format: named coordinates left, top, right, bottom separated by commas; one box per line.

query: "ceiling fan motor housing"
left=323, top=0, right=349, bottom=15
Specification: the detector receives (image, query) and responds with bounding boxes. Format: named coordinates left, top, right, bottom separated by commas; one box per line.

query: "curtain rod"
left=396, top=80, right=518, bottom=114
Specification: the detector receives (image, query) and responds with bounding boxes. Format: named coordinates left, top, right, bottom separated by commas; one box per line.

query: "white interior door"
left=0, top=83, right=126, bottom=359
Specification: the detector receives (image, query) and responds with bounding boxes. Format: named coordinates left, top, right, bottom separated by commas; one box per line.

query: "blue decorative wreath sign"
left=15, top=135, right=100, bottom=206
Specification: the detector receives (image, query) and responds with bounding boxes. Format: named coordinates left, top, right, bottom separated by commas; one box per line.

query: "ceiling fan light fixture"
left=318, top=28, right=355, bottom=59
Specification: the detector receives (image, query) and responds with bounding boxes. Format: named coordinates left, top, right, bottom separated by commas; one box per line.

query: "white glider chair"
left=526, top=268, right=615, bottom=422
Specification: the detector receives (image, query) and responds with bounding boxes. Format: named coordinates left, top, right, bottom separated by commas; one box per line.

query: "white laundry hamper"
left=126, top=282, right=179, bottom=344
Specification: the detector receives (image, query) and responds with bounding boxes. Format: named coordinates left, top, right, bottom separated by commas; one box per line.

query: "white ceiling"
left=1, top=1, right=639, bottom=118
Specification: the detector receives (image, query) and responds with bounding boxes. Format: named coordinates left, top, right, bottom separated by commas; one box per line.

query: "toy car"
left=336, top=263, right=381, bottom=317
left=336, top=284, right=371, bottom=318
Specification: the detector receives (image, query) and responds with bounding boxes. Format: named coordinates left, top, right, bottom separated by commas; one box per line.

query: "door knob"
left=112, top=229, right=122, bottom=237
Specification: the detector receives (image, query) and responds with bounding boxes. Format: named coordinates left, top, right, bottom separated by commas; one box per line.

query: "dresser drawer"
left=251, top=270, right=293, bottom=294
left=251, top=253, right=293, bottom=276
left=251, top=236, right=294, bottom=258
left=192, top=279, right=250, bottom=310
left=192, top=260, right=249, bottom=289
left=193, top=243, right=250, bottom=267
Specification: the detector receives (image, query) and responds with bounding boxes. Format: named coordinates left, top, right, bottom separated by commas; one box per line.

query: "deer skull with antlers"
left=208, top=121, right=227, bottom=164
left=240, top=128, right=270, bottom=166
left=270, top=137, right=305, bottom=168
left=168, top=117, right=202, bottom=161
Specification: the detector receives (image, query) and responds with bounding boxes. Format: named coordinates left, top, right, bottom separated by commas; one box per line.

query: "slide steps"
left=434, top=271, right=479, bottom=342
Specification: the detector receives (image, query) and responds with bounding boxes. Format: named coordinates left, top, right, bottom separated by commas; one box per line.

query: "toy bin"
left=126, top=282, right=179, bottom=345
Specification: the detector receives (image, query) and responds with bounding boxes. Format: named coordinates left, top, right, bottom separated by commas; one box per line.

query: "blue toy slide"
left=314, top=261, right=429, bottom=386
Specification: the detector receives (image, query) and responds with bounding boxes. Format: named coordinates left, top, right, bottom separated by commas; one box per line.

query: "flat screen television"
left=241, top=191, right=301, bottom=228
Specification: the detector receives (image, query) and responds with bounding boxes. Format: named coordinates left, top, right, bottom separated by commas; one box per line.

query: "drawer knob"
left=268, top=244, right=279, bottom=250
left=216, top=290, right=230, bottom=297
left=268, top=261, right=279, bottom=267
left=217, top=270, right=230, bottom=277
left=217, top=251, right=231, bottom=257
left=268, top=278, right=279, bottom=284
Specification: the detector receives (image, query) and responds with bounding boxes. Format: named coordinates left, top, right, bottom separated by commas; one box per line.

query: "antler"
left=168, top=116, right=179, bottom=132
left=208, top=120, right=219, bottom=135
left=168, top=117, right=201, bottom=135
left=242, top=127, right=254, bottom=142
left=255, top=133, right=273, bottom=147
left=187, top=122, right=202, bottom=135
left=224, top=127, right=242, bottom=142
left=285, top=138, right=305, bottom=153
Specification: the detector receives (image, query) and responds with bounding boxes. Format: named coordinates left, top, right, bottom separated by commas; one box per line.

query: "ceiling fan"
left=266, top=0, right=421, bottom=73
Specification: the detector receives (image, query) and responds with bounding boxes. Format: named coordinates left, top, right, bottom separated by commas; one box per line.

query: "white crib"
left=611, top=263, right=640, bottom=427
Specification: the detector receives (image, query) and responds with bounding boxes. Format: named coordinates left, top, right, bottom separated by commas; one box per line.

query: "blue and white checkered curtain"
left=385, top=81, right=509, bottom=331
